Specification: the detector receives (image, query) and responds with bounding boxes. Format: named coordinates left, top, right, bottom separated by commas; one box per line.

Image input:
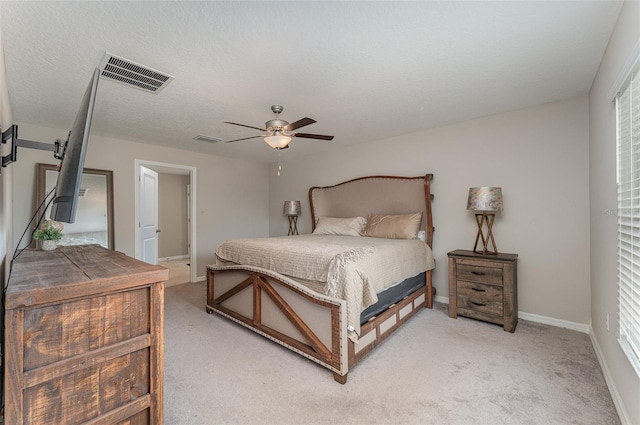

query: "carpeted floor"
left=164, top=282, right=620, bottom=425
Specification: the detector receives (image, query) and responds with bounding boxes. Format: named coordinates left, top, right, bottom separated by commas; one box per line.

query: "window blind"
left=617, top=66, right=640, bottom=375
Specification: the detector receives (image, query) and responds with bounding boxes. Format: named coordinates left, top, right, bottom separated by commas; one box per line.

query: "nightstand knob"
left=471, top=287, right=486, bottom=292
left=470, top=301, right=487, bottom=307
left=471, top=271, right=486, bottom=276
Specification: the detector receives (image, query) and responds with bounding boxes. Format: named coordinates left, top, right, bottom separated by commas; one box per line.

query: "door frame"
left=134, top=159, right=197, bottom=283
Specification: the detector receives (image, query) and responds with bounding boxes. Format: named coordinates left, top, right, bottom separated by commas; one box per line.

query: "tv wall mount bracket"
left=1, top=124, right=65, bottom=167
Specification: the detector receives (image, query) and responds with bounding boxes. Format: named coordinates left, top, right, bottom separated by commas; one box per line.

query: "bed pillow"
left=363, top=212, right=422, bottom=239
left=312, top=216, right=367, bottom=236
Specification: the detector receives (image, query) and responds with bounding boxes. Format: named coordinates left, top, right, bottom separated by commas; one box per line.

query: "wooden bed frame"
left=206, top=174, right=434, bottom=383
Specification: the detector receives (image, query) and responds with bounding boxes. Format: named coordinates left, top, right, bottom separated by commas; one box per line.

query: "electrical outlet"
left=605, top=311, right=610, bottom=331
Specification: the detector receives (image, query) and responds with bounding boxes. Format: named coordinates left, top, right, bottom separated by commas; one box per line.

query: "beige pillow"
left=363, top=213, right=422, bottom=239
left=312, top=216, right=366, bottom=236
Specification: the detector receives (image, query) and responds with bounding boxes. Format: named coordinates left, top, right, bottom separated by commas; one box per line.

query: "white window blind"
left=617, top=64, right=640, bottom=376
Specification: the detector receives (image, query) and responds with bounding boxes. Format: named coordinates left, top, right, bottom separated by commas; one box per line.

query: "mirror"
left=36, top=163, right=114, bottom=249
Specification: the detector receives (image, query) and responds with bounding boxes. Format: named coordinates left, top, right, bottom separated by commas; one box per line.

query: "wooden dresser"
left=447, top=249, right=518, bottom=332
left=4, top=245, right=168, bottom=425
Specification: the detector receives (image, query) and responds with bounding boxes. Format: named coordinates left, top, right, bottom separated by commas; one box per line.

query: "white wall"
left=158, top=173, right=189, bottom=258
left=589, top=0, right=640, bottom=423
left=0, top=5, right=12, bottom=286
left=269, top=95, right=591, bottom=326
left=11, top=123, right=270, bottom=279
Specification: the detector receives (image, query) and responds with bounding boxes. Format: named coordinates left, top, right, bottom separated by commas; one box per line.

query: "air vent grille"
left=193, top=134, right=222, bottom=143
left=99, top=53, right=174, bottom=94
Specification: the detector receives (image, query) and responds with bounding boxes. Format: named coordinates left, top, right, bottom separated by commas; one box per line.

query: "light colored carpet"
left=164, top=282, right=620, bottom=425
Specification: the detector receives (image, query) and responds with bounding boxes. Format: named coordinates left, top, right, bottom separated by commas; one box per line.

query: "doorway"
left=134, top=160, right=197, bottom=285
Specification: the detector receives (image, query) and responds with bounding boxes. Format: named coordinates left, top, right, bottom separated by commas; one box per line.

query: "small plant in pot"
left=34, top=220, right=64, bottom=251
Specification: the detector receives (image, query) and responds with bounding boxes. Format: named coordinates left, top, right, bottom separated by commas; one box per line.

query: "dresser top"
left=6, top=244, right=168, bottom=309
left=447, top=249, right=518, bottom=261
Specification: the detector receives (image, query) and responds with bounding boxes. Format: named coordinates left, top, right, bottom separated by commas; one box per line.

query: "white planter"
left=41, top=240, right=57, bottom=251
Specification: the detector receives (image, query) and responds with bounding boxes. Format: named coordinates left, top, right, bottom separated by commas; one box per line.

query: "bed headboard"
left=309, top=174, right=434, bottom=248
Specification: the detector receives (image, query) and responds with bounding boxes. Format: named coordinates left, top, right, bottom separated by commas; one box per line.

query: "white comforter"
left=214, top=235, right=435, bottom=338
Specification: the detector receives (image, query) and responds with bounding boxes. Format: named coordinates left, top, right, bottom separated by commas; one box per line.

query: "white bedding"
left=214, top=234, right=435, bottom=338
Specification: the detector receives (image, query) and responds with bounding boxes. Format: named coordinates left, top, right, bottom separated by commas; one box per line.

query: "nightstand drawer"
left=457, top=280, right=503, bottom=306
left=457, top=263, right=503, bottom=285
left=457, top=281, right=504, bottom=316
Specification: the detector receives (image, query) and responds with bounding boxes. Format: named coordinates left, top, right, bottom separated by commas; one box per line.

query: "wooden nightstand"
left=448, top=249, right=518, bottom=332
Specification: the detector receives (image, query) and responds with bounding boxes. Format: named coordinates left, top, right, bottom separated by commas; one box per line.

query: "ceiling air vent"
left=193, top=134, right=222, bottom=143
left=98, top=53, right=174, bottom=94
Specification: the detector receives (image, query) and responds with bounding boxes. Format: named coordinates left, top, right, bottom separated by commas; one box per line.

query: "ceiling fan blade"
left=284, top=117, right=316, bottom=131
left=225, top=135, right=263, bottom=143
left=293, top=133, right=334, bottom=141
left=224, top=121, right=267, bottom=132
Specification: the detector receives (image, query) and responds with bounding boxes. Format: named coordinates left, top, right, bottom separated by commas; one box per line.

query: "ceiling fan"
left=224, top=105, right=334, bottom=149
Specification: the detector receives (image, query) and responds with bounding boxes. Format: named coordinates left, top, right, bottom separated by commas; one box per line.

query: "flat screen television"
left=50, top=68, right=100, bottom=223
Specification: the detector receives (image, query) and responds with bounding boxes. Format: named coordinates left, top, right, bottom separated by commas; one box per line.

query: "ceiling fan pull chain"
left=277, top=150, right=282, bottom=176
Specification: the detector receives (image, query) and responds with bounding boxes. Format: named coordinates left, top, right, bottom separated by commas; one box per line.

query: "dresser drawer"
left=457, top=280, right=503, bottom=316
left=457, top=263, right=503, bottom=285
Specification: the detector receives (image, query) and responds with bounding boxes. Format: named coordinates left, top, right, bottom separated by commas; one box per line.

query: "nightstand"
left=448, top=249, right=518, bottom=332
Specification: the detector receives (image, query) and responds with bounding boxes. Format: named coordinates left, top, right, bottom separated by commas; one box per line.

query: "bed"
left=206, top=174, right=435, bottom=383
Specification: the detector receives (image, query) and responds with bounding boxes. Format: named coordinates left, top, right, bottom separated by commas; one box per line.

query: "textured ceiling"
left=0, top=1, right=623, bottom=164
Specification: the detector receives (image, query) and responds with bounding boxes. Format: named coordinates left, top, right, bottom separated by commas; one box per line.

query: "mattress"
left=360, top=272, right=426, bottom=324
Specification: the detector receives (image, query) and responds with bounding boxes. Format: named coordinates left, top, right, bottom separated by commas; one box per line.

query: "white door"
left=140, top=166, right=159, bottom=264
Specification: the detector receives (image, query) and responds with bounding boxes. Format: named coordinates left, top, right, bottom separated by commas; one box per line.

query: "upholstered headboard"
left=309, top=174, right=434, bottom=248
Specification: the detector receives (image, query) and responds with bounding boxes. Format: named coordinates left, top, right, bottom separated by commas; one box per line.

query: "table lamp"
left=283, top=201, right=301, bottom=235
left=467, top=187, right=503, bottom=255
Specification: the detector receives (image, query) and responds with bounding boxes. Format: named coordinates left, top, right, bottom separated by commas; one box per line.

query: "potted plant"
left=34, top=220, right=64, bottom=251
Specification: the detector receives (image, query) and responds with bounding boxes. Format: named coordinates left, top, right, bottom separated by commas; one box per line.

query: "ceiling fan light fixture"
left=224, top=105, right=333, bottom=148
left=264, top=133, right=292, bottom=149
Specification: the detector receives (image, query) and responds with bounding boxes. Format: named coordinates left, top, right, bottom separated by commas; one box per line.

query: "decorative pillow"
left=312, top=216, right=367, bottom=236
left=363, top=212, right=422, bottom=239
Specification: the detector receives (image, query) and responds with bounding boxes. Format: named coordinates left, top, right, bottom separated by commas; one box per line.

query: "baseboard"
left=590, top=327, right=631, bottom=425
left=517, top=311, right=590, bottom=333
left=165, top=275, right=204, bottom=287
left=434, top=294, right=448, bottom=305
left=436, top=296, right=590, bottom=333
left=158, top=255, right=189, bottom=262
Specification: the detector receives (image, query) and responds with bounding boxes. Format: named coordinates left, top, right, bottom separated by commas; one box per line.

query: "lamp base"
left=288, top=216, right=299, bottom=236
left=472, top=213, right=498, bottom=255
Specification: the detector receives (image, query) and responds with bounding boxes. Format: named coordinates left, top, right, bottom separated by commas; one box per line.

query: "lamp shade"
left=264, top=132, right=292, bottom=149
left=283, top=200, right=301, bottom=216
left=467, top=187, right=503, bottom=212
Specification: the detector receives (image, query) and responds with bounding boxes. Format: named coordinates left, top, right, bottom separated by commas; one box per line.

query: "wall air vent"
left=193, top=134, right=222, bottom=143
left=98, top=52, right=174, bottom=94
